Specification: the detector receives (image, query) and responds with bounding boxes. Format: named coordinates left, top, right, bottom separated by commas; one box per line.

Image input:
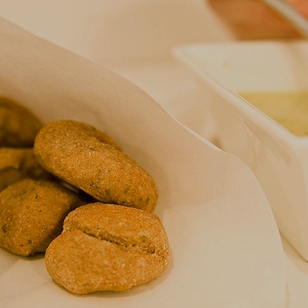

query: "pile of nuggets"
left=0, top=97, right=170, bottom=295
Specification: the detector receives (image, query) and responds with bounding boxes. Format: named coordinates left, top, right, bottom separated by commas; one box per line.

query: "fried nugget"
left=34, top=120, right=158, bottom=212
left=0, top=97, right=42, bottom=147
left=0, top=178, right=85, bottom=256
left=0, top=147, right=53, bottom=191
left=45, top=203, right=170, bottom=294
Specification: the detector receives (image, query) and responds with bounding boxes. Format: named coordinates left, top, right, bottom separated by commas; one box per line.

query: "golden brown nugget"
left=34, top=120, right=158, bottom=212
left=0, top=97, right=42, bottom=147
left=0, top=147, right=53, bottom=191
left=0, top=178, right=85, bottom=256
left=45, top=203, right=170, bottom=294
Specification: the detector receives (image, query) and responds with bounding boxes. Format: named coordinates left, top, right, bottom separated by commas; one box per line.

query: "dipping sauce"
left=240, top=92, right=308, bottom=137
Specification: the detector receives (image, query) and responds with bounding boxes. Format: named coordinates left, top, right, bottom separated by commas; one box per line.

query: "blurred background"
left=0, top=0, right=232, bottom=64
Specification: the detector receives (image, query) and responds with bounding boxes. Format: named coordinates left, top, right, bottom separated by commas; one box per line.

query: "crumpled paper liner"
left=0, top=17, right=287, bottom=307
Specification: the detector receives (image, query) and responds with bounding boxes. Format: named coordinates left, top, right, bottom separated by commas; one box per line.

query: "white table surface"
left=1, top=1, right=308, bottom=306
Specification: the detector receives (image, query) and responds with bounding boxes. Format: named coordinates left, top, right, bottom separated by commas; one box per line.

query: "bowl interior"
left=173, top=40, right=308, bottom=142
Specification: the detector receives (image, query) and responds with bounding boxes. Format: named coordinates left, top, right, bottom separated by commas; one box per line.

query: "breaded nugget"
left=34, top=120, right=158, bottom=212
left=45, top=203, right=170, bottom=294
left=0, top=178, right=85, bottom=256
left=0, top=97, right=42, bottom=147
left=0, top=147, right=53, bottom=191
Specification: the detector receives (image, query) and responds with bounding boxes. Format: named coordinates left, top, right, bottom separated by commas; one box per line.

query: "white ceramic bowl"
left=173, top=40, right=308, bottom=261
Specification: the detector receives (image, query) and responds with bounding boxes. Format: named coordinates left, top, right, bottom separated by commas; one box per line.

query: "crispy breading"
left=0, top=147, right=53, bottom=191
left=0, top=179, right=85, bottom=256
left=0, top=97, right=42, bottom=147
left=45, top=203, right=170, bottom=294
left=34, top=120, right=158, bottom=212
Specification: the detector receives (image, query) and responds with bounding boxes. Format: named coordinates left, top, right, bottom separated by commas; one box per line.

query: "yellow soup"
left=240, top=92, right=308, bottom=137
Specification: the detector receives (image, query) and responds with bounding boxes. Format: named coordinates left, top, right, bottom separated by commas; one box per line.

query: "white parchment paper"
left=0, top=17, right=287, bottom=307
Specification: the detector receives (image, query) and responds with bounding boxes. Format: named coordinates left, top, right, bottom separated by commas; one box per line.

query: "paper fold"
left=0, top=17, right=287, bottom=307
